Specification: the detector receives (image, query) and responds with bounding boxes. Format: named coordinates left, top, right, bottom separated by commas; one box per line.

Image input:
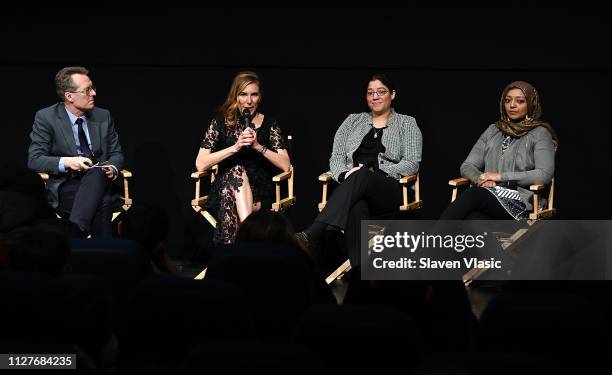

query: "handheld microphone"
left=243, top=109, right=253, bottom=129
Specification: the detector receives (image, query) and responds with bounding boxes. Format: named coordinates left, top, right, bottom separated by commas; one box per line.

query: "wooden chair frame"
left=39, top=169, right=133, bottom=221
left=448, top=176, right=555, bottom=220
left=448, top=176, right=556, bottom=285
left=318, top=172, right=423, bottom=284
left=191, top=165, right=296, bottom=228
left=318, top=172, right=422, bottom=212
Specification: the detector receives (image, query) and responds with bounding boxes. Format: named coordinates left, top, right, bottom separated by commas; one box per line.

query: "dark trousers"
left=440, top=187, right=513, bottom=220
left=58, top=168, right=113, bottom=238
left=316, top=168, right=402, bottom=265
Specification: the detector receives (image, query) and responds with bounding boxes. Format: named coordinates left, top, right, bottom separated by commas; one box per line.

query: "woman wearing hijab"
left=440, top=81, right=558, bottom=220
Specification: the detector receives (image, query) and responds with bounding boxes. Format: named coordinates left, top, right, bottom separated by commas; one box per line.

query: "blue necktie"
left=75, top=118, right=92, bottom=158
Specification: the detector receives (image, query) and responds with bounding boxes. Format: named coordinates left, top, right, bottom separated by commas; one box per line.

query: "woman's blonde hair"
left=220, top=71, right=261, bottom=129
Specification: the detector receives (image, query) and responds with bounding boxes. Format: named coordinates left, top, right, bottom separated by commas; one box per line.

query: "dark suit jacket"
left=28, top=103, right=124, bottom=208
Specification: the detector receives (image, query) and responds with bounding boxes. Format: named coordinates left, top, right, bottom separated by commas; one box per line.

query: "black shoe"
left=296, top=231, right=316, bottom=253
left=69, top=221, right=88, bottom=239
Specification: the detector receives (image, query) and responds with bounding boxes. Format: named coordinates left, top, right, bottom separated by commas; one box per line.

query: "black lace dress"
left=200, top=114, right=286, bottom=244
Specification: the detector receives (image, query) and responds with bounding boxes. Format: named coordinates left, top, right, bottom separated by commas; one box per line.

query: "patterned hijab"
left=495, top=81, right=559, bottom=148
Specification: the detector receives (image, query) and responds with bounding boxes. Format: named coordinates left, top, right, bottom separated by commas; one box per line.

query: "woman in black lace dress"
left=195, top=71, right=291, bottom=244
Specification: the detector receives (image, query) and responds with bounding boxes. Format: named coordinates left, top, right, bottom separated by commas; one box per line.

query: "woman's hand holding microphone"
left=234, top=129, right=255, bottom=152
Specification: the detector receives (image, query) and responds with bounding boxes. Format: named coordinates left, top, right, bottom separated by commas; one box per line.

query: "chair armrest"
left=191, top=164, right=218, bottom=179
left=317, top=171, right=333, bottom=212
left=190, top=167, right=218, bottom=227
left=400, top=174, right=417, bottom=184
left=319, top=172, right=332, bottom=182
left=117, top=170, right=133, bottom=208
left=449, top=177, right=470, bottom=186
left=38, top=172, right=49, bottom=181
left=271, top=166, right=296, bottom=212
left=529, top=179, right=555, bottom=220
left=191, top=170, right=210, bottom=179
left=272, top=170, right=292, bottom=182
left=399, top=173, right=422, bottom=211
left=449, top=177, right=470, bottom=203
left=529, top=183, right=545, bottom=220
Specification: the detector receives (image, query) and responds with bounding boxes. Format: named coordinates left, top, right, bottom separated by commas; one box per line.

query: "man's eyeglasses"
left=69, top=86, right=96, bottom=96
left=366, top=89, right=389, bottom=97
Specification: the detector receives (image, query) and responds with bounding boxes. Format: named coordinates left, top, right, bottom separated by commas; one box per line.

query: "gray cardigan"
left=461, top=124, right=555, bottom=210
left=329, top=110, right=422, bottom=182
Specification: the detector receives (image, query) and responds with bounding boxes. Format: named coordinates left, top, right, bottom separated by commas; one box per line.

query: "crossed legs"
left=302, top=169, right=402, bottom=265
left=58, top=168, right=113, bottom=238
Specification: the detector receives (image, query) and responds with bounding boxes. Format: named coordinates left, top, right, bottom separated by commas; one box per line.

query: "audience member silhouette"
left=116, top=204, right=178, bottom=274
left=1, top=226, right=70, bottom=275
left=235, top=210, right=307, bottom=255
left=0, top=164, right=59, bottom=233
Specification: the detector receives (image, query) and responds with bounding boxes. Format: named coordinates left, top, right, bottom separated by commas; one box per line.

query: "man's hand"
left=101, top=165, right=115, bottom=179
left=65, top=156, right=93, bottom=171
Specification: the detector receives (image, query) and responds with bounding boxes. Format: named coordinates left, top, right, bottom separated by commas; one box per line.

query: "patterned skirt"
left=484, top=186, right=528, bottom=220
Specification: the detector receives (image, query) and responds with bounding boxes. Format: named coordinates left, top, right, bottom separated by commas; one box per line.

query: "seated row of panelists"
left=26, top=68, right=556, bottom=258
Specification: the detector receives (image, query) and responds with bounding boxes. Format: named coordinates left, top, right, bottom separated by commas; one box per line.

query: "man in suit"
left=28, top=66, right=124, bottom=238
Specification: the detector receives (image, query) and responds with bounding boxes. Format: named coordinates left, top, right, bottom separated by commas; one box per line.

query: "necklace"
left=372, top=126, right=384, bottom=139
left=501, top=135, right=513, bottom=154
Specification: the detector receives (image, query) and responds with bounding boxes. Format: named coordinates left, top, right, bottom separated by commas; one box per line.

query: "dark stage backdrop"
left=2, top=7, right=610, bottom=259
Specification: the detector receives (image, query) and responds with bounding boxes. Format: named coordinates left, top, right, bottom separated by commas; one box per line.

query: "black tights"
left=440, top=187, right=513, bottom=220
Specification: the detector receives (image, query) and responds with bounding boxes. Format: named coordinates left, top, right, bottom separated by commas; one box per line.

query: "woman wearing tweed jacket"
left=440, top=81, right=557, bottom=220
left=297, top=74, right=422, bottom=266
